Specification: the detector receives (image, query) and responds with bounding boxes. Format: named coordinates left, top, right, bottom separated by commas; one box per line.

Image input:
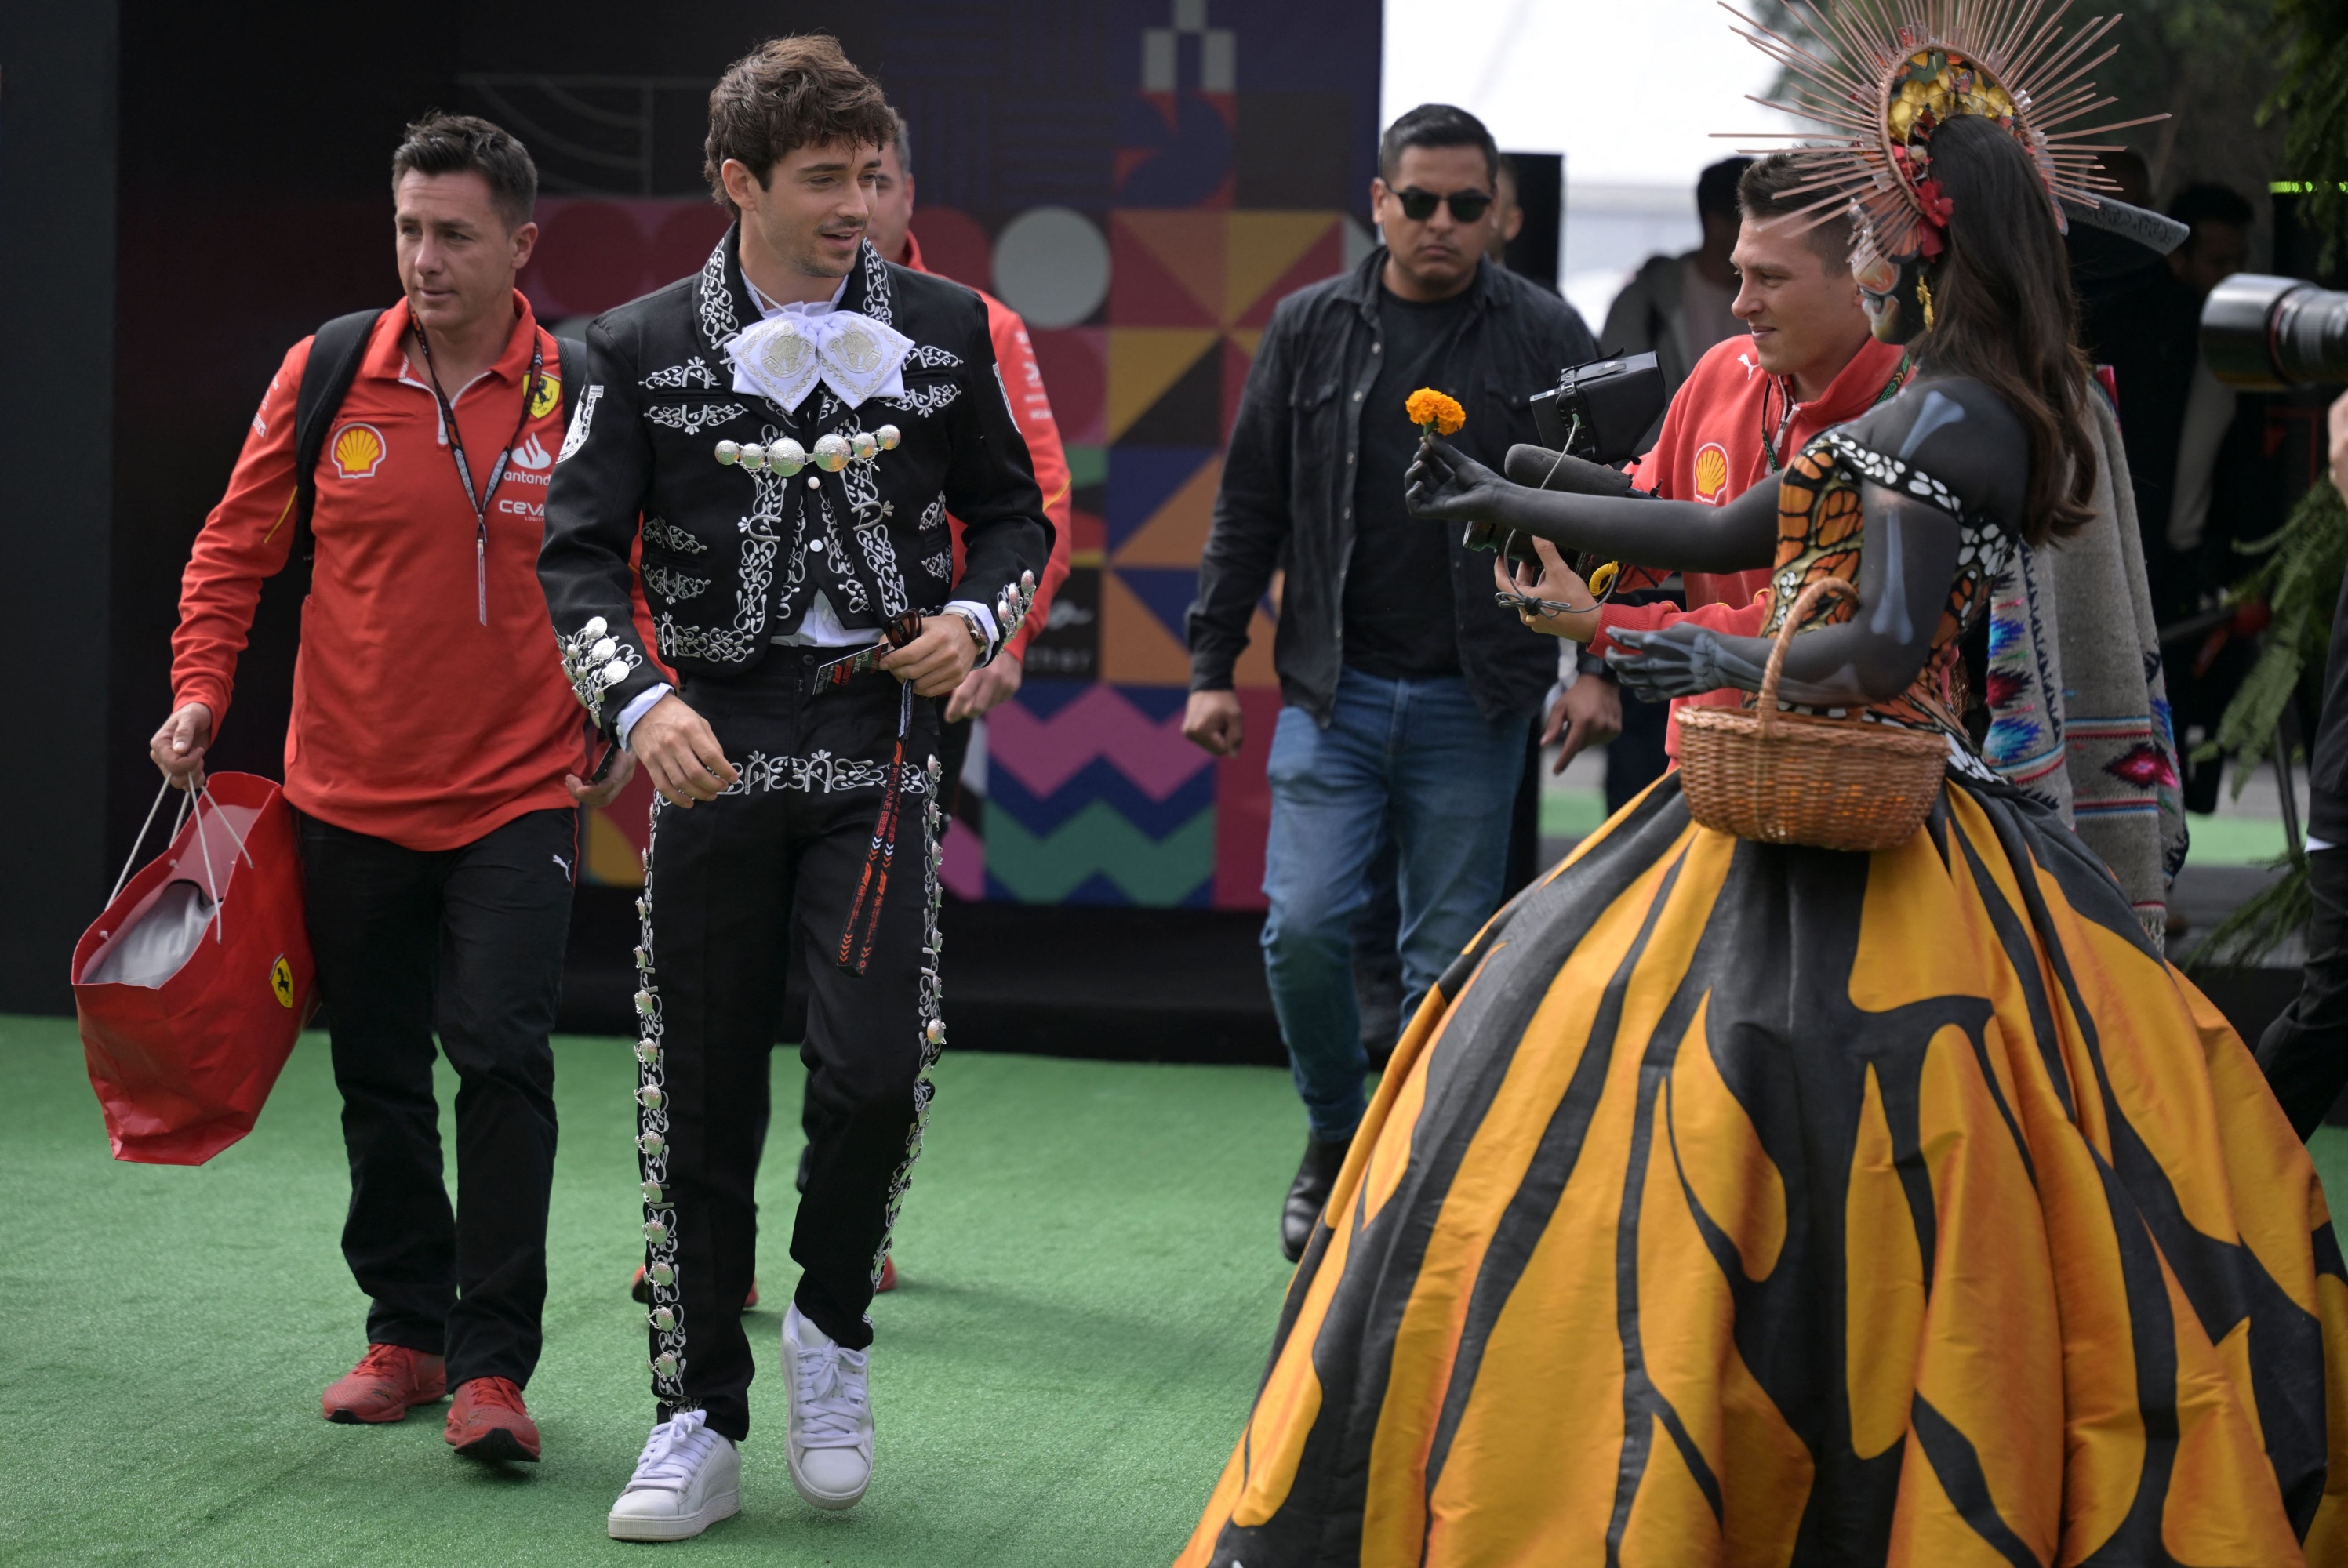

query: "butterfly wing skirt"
left=1180, top=773, right=2348, bottom=1567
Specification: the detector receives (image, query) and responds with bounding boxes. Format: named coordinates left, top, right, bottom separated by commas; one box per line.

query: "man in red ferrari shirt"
left=1529, top=153, right=1906, bottom=760
left=149, top=115, right=631, bottom=1465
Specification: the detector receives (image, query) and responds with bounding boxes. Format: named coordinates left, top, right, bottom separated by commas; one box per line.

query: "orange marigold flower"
left=1405, top=387, right=1466, bottom=436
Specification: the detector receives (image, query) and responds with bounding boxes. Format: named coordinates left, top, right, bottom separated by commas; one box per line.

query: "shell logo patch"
left=270, top=956, right=295, bottom=1009
left=331, top=423, right=387, bottom=479
left=1693, top=441, right=1731, bottom=504
left=530, top=372, right=562, bottom=421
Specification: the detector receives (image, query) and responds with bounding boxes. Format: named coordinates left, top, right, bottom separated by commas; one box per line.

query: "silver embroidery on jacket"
left=557, top=385, right=602, bottom=464
left=643, top=564, right=711, bottom=601
left=646, top=402, right=747, bottom=436
left=642, top=356, right=720, bottom=391
left=643, top=517, right=707, bottom=556
left=878, top=381, right=960, bottom=419
left=652, top=423, right=784, bottom=663
left=860, top=242, right=893, bottom=328
left=816, top=492, right=870, bottom=616
left=696, top=239, right=740, bottom=353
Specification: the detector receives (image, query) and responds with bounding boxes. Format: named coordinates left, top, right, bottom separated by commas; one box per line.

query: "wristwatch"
left=943, top=606, right=988, bottom=653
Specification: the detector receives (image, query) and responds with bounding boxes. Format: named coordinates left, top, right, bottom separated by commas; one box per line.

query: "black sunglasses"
left=1393, top=187, right=1495, bottom=224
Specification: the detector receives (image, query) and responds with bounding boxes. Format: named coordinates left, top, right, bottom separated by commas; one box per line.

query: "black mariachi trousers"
left=297, top=806, right=576, bottom=1389
left=634, top=652, right=944, bottom=1443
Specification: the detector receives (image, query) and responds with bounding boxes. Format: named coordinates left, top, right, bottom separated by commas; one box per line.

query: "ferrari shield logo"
left=270, top=956, right=295, bottom=1009
left=530, top=373, right=562, bottom=420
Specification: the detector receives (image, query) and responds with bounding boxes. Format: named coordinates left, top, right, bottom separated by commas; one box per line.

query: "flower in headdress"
left=1912, top=178, right=1955, bottom=257
left=1406, top=387, right=1466, bottom=436
left=1914, top=179, right=1955, bottom=230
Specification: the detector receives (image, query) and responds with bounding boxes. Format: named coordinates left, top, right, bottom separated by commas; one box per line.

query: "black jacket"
left=1187, top=249, right=1597, bottom=723
left=2309, top=560, right=2348, bottom=846
left=540, top=228, right=1051, bottom=733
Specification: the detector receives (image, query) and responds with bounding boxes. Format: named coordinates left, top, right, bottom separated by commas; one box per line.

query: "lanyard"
left=409, top=310, right=544, bottom=626
left=1761, top=349, right=1912, bottom=474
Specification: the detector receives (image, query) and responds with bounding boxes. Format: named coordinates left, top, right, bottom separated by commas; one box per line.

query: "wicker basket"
left=1674, top=578, right=1950, bottom=852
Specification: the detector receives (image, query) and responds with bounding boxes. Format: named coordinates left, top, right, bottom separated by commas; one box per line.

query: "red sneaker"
left=876, top=1254, right=897, bottom=1293
left=631, top=1265, right=760, bottom=1308
left=321, top=1344, right=445, bottom=1425
left=445, top=1377, right=541, bottom=1462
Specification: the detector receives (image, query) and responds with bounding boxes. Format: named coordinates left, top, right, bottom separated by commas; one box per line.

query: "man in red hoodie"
left=1536, top=153, right=1907, bottom=758
left=149, top=115, right=629, bottom=1465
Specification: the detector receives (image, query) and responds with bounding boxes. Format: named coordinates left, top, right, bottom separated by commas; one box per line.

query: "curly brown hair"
left=703, top=35, right=897, bottom=220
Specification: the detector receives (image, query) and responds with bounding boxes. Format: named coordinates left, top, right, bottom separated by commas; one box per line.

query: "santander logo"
left=511, top=432, right=554, bottom=471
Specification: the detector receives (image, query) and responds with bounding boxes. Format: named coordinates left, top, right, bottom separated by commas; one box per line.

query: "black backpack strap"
left=291, top=309, right=391, bottom=561
left=554, top=334, right=587, bottom=430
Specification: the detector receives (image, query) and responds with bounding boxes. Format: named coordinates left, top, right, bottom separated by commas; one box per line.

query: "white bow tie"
left=726, top=310, right=912, bottom=413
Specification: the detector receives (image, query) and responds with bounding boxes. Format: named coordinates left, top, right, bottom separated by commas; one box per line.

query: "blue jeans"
left=1261, top=668, right=1531, bottom=1142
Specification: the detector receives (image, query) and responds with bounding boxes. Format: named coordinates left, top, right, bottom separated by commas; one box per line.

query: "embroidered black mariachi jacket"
left=539, top=229, right=1052, bottom=733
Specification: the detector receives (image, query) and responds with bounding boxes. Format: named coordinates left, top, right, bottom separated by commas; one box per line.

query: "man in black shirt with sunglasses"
left=1185, top=103, right=1594, bottom=1261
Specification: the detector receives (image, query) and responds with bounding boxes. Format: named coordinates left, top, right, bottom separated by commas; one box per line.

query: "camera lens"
left=2201, top=273, right=2348, bottom=390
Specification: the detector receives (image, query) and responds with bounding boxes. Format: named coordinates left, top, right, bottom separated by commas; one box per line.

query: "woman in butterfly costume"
left=1176, top=7, right=2348, bottom=1565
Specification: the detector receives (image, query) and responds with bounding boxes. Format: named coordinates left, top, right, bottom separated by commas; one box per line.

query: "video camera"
left=1459, top=351, right=1666, bottom=564
left=2201, top=274, right=2348, bottom=390
left=1529, top=352, right=1666, bottom=465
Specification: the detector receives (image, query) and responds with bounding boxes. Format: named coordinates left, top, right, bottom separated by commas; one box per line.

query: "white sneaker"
left=606, top=1410, right=741, bottom=1541
left=783, top=1305, right=874, bottom=1510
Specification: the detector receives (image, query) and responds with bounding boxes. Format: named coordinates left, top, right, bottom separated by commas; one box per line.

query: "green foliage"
left=2267, top=0, right=2348, bottom=267
left=2186, top=853, right=2314, bottom=969
left=2193, top=477, right=2348, bottom=787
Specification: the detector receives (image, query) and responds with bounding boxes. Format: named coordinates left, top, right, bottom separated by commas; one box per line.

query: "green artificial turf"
left=11, top=1015, right=2348, bottom=1567
left=0, top=1019, right=1301, bottom=1566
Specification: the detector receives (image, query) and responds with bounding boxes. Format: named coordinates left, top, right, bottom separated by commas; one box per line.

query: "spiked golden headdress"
left=1723, top=1, right=2166, bottom=269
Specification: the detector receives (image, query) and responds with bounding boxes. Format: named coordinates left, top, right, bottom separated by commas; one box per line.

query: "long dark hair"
left=1920, top=113, right=2098, bottom=546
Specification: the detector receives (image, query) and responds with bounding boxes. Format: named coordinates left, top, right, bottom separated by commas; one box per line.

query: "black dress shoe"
left=1281, top=1134, right=1352, bottom=1262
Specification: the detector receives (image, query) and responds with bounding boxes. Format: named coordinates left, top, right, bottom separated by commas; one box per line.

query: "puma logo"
left=552, top=853, right=572, bottom=879
left=1737, top=352, right=1763, bottom=380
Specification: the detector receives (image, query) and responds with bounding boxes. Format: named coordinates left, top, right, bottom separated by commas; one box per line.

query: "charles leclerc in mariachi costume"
left=540, top=39, right=1049, bottom=1541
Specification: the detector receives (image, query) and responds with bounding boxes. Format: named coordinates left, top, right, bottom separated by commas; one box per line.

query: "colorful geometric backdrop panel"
left=529, top=1, right=1383, bottom=909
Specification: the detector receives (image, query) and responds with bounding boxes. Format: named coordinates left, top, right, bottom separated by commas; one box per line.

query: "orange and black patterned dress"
left=1178, top=393, right=2348, bottom=1565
